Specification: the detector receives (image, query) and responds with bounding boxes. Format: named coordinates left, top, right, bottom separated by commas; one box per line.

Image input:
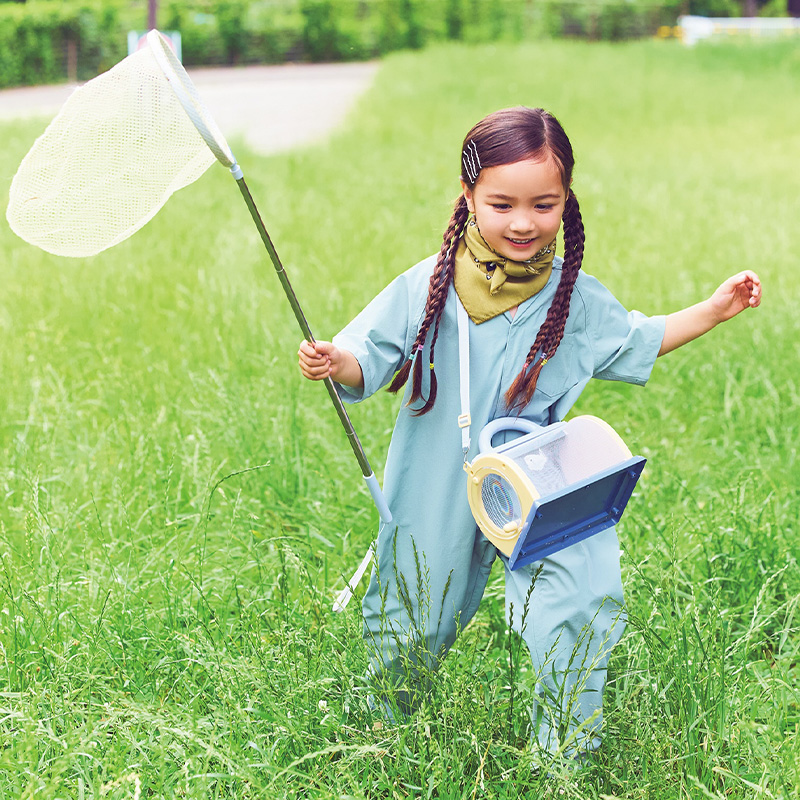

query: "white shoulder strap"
left=455, top=293, right=471, bottom=458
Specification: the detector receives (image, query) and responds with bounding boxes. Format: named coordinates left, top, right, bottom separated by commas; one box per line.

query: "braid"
left=389, top=107, right=581, bottom=414
left=505, top=189, right=585, bottom=411
left=387, top=195, right=469, bottom=413
left=415, top=214, right=462, bottom=414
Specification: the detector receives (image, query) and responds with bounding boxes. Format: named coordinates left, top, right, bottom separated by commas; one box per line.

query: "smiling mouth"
left=507, top=237, right=534, bottom=245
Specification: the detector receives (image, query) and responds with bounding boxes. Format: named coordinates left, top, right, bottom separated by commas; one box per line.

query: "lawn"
left=0, top=38, right=798, bottom=798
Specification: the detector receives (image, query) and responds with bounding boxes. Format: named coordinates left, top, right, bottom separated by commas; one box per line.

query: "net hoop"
left=6, top=41, right=220, bottom=257
left=147, top=30, right=236, bottom=169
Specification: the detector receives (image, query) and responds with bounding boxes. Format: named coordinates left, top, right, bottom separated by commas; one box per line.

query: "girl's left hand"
left=709, top=270, right=762, bottom=323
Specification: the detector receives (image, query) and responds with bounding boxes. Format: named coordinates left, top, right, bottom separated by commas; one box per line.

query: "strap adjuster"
left=458, top=413, right=471, bottom=429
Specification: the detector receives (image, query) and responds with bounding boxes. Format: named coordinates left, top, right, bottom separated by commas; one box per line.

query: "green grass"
left=1, top=38, right=799, bottom=798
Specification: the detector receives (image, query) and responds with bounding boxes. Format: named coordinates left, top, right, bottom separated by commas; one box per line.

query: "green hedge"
left=541, top=0, right=683, bottom=39
left=0, top=1, right=135, bottom=87
left=166, top=0, right=690, bottom=63
left=162, top=0, right=537, bottom=65
left=0, top=0, right=729, bottom=89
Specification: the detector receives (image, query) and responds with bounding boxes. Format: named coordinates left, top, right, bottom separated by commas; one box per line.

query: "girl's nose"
left=509, top=212, right=534, bottom=234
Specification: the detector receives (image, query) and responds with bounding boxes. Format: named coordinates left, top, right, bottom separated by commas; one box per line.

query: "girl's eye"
left=535, top=204, right=554, bottom=211
left=491, top=204, right=511, bottom=210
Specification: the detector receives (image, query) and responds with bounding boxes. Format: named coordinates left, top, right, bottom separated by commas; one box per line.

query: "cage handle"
left=477, top=417, right=544, bottom=454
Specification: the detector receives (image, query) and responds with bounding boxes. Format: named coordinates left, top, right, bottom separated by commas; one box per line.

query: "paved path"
left=0, top=61, right=378, bottom=155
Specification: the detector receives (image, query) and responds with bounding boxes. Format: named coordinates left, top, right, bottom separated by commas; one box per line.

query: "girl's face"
left=461, top=157, right=567, bottom=262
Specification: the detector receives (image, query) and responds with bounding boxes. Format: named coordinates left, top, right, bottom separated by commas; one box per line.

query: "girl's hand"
left=709, top=270, right=762, bottom=324
left=298, top=339, right=339, bottom=380
left=659, top=271, right=762, bottom=356
left=298, top=340, right=364, bottom=388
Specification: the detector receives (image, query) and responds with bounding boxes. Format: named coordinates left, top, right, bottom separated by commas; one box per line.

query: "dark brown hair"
left=388, top=106, right=585, bottom=413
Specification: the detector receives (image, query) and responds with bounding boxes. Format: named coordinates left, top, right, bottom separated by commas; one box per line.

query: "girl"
left=298, top=107, right=761, bottom=758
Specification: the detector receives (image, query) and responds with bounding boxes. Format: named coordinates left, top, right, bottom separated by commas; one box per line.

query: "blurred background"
left=1, top=0, right=798, bottom=796
left=1, top=0, right=799, bottom=89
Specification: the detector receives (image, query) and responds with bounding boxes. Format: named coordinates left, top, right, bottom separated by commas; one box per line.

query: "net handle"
left=146, top=29, right=237, bottom=170
left=147, top=29, right=391, bottom=525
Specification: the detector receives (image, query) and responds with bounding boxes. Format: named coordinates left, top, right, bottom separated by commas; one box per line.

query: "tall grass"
left=0, top=39, right=798, bottom=797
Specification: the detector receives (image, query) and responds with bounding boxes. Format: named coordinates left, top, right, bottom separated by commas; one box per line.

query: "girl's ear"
left=460, top=179, right=475, bottom=213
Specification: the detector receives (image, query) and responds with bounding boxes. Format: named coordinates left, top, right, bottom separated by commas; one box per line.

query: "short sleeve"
left=574, top=273, right=666, bottom=386
left=332, top=256, right=434, bottom=402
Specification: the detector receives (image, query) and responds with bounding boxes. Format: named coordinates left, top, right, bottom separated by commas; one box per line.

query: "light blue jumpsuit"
left=334, top=254, right=666, bottom=754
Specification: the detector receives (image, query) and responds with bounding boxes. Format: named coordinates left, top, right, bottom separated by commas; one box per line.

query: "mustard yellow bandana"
left=454, top=216, right=556, bottom=324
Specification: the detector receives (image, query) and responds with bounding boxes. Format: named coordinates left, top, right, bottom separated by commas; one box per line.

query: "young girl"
left=298, top=107, right=761, bottom=758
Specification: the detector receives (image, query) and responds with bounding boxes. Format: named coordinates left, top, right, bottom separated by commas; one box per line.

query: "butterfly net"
left=6, top=32, right=235, bottom=258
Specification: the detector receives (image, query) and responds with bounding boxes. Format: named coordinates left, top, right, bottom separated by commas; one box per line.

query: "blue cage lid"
left=507, top=456, right=646, bottom=570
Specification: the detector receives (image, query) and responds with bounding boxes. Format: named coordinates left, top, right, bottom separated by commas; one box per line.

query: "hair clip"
left=462, top=140, right=481, bottom=184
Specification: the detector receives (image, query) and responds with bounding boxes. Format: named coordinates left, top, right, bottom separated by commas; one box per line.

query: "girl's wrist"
left=703, top=297, right=724, bottom=328
left=333, top=350, right=365, bottom=389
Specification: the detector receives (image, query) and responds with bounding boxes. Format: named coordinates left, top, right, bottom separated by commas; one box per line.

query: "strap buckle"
left=458, top=413, right=471, bottom=429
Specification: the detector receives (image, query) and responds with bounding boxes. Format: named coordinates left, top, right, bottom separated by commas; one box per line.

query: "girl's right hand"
left=298, top=339, right=338, bottom=381
left=298, top=340, right=364, bottom=388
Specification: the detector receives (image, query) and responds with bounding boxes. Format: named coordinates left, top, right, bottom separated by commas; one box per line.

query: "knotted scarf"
left=454, top=216, right=556, bottom=324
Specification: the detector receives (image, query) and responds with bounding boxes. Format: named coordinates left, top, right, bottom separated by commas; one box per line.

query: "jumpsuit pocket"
left=533, top=338, right=577, bottom=399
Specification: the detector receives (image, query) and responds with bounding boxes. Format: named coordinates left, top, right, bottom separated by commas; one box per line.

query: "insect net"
left=6, top=31, right=235, bottom=258
left=5, top=33, right=391, bottom=609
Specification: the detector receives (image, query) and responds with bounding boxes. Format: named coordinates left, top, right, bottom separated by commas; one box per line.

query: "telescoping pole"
left=233, top=171, right=392, bottom=526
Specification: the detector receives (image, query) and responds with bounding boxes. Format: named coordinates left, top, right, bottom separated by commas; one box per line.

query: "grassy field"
left=1, top=38, right=799, bottom=798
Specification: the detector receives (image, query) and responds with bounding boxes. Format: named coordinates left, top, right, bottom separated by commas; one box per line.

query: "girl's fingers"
left=299, top=356, right=330, bottom=373
left=737, top=272, right=761, bottom=308
left=299, top=339, right=336, bottom=359
left=298, top=339, right=318, bottom=357
left=748, top=273, right=762, bottom=306
left=298, top=346, right=331, bottom=381
left=298, top=339, right=337, bottom=381
left=311, top=340, right=337, bottom=358
left=299, top=341, right=328, bottom=364
left=299, top=363, right=331, bottom=381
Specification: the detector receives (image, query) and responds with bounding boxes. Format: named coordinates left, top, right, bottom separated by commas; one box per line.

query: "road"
left=0, top=61, right=378, bottom=155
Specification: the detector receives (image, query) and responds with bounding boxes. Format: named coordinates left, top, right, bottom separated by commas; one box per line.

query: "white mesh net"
left=6, top=33, right=231, bottom=258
